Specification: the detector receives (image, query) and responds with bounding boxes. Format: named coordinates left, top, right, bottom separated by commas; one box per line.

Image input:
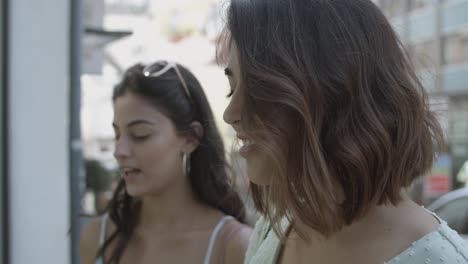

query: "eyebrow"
left=112, top=119, right=154, bottom=128
left=224, top=67, right=233, bottom=76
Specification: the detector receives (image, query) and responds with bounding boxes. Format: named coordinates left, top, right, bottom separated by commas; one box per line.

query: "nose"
left=113, top=137, right=131, bottom=160
left=223, top=90, right=241, bottom=126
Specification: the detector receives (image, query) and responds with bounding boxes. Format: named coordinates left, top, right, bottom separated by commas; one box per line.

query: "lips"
left=120, top=167, right=141, bottom=182
left=237, top=135, right=256, bottom=157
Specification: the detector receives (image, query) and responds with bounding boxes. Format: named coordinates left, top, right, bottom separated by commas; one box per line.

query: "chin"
left=124, top=184, right=147, bottom=197
left=246, top=161, right=272, bottom=186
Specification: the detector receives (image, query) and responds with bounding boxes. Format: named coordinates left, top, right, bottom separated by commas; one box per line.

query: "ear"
left=182, top=121, right=204, bottom=153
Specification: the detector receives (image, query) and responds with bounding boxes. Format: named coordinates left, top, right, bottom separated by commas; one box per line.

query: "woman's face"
left=113, top=92, right=192, bottom=197
left=223, top=46, right=273, bottom=185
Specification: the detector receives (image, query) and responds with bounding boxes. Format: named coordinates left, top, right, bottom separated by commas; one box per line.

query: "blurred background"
left=0, top=0, right=467, bottom=263
left=79, top=0, right=242, bottom=217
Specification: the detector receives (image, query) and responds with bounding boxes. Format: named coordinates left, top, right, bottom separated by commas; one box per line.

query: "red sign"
left=424, top=154, right=452, bottom=199
left=425, top=174, right=451, bottom=197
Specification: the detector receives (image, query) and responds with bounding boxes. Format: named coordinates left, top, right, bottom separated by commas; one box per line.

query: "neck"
left=137, top=174, right=218, bottom=234
left=292, top=193, right=436, bottom=245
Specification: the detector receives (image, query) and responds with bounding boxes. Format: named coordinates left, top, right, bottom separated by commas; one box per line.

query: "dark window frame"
left=0, top=0, right=9, bottom=262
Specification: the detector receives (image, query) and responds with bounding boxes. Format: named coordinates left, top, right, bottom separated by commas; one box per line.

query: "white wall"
left=8, top=0, right=71, bottom=263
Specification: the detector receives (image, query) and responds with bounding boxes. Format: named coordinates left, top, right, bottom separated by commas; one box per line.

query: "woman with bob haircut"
left=219, top=0, right=468, bottom=263
left=80, top=61, right=251, bottom=264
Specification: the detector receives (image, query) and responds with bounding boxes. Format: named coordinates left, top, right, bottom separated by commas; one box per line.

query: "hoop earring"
left=182, top=152, right=191, bottom=176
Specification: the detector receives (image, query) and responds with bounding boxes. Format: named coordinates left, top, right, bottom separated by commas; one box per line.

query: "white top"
left=244, top=212, right=468, bottom=264
left=244, top=216, right=290, bottom=264
left=94, top=214, right=234, bottom=264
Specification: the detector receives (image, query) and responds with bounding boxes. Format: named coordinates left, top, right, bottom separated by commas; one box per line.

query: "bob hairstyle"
left=218, top=0, right=444, bottom=237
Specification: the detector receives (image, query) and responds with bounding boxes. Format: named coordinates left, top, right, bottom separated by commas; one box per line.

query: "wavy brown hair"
left=219, top=0, right=444, bottom=237
left=96, top=63, right=246, bottom=263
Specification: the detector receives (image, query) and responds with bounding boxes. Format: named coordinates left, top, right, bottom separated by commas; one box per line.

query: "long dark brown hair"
left=97, top=62, right=246, bottom=263
left=219, top=0, right=444, bottom=238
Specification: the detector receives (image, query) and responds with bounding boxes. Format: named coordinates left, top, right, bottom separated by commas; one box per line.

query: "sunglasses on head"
left=142, top=61, right=192, bottom=102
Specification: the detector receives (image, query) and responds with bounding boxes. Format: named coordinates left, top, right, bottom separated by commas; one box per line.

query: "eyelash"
left=131, top=135, right=150, bottom=141
left=113, top=131, right=151, bottom=142
left=226, top=89, right=234, bottom=98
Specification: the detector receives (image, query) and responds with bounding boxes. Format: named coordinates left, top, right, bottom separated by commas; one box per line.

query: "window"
left=435, top=196, right=468, bottom=235
left=410, top=39, right=438, bottom=70
left=443, top=33, right=468, bottom=65
left=379, top=0, right=406, bottom=18
left=449, top=99, right=468, bottom=149
left=409, top=0, right=430, bottom=12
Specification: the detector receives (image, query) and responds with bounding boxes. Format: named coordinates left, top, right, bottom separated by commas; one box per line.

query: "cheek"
left=138, top=138, right=181, bottom=173
left=136, top=136, right=184, bottom=185
left=124, top=136, right=184, bottom=197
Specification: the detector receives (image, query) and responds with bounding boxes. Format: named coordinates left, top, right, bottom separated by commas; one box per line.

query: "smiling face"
left=113, top=92, right=192, bottom=197
left=223, top=46, right=273, bottom=186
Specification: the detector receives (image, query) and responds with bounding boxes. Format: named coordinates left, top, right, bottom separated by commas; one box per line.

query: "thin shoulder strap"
left=94, top=214, right=109, bottom=264
left=423, top=207, right=444, bottom=224
left=99, top=213, right=109, bottom=246
left=218, top=221, right=244, bottom=264
left=203, top=215, right=234, bottom=264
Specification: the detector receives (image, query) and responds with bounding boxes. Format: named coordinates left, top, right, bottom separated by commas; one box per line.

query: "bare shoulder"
left=80, top=216, right=108, bottom=264
left=223, top=220, right=253, bottom=264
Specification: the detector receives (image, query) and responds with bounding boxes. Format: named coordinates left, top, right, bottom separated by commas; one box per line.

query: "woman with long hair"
left=80, top=61, right=251, bottom=264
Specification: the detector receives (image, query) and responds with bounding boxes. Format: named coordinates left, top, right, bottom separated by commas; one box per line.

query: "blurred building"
left=80, top=0, right=255, bottom=226
left=375, top=0, right=468, bottom=201
left=81, top=0, right=134, bottom=169
left=81, top=0, right=228, bottom=169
